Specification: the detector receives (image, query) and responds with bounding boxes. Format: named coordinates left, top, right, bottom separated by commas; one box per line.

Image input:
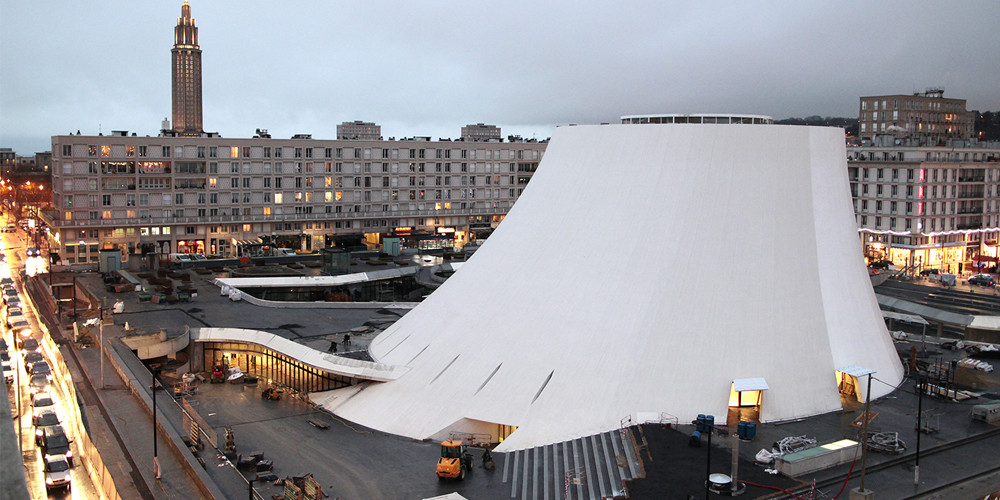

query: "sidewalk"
left=29, top=273, right=214, bottom=500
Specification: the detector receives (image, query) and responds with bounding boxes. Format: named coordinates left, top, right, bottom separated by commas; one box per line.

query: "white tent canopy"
left=320, top=124, right=904, bottom=452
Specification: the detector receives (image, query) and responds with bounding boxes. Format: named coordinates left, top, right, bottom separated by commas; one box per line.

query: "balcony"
left=50, top=206, right=512, bottom=229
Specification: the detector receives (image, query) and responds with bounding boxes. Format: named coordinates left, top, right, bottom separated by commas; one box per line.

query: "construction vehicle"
left=436, top=440, right=473, bottom=480
left=211, top=365, right=225, bottom=383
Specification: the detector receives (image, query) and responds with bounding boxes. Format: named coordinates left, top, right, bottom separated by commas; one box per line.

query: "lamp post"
left=152, top=369, right=162, bottom=480
left=915, top=372, right=924, bottom=486
left=693, top=415, right=746, bottom=498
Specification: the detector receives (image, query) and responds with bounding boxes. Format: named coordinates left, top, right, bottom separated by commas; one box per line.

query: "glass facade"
left=202, top=341, right=353, bottom=393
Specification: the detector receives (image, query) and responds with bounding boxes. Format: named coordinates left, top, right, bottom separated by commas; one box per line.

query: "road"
left=3, top=224, right=99, bottom=499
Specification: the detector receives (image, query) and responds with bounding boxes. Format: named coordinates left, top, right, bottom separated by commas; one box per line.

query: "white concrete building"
left=317, top=123, right=904, bottom=452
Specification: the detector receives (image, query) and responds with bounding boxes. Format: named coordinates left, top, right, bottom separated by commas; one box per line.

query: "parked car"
left=2, top=224, right=16, bottom=233
left=43, top=454, right=72, bottom=491
left=2, top=361, right=13, bottom=384
left=869, top=259, right=894, bottom=270
left=40, top=426, right=74, bottom=465
left=969, top=274, right=996, bottom=286
left=919, top=269, right=940, bottom=276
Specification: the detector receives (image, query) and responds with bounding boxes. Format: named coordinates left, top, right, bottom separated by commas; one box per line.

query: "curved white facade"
left=324, top=124, right=904, bottom=452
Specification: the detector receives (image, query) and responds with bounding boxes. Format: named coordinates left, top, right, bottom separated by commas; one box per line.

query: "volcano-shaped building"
left=315, top=123, right=904, bottom=452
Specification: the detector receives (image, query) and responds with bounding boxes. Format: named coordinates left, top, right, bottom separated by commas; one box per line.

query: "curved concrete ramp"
left=193, top=328, right=408, bottom=382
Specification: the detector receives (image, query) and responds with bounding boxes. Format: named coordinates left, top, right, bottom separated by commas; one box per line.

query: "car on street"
left=2, top=224, right=16, bottom=233
left=32, top=393, right=56, bottom=423
left=29, top=373, right=51, bottom=395
left=19, top=336, right=40, bottom=353
left=34, top=411, right=61, bottom=444
left=869, top=259, right=895, bottom=269
left=1, top=349, right=9, bottom=362
left=30, top=360, right=52, bottom=381
left=969, top=274, right=996, bottom=286
left=12, top=322, right=31, bottom=341
left=19, top=336, right=39, bottom=354
left=3, top=288, right=18, bottom=305
left=0, top=338, right=7, bottom=350
left=25, top=246, right=40, bottom=257
left=23, top=351, right=44, bottom=372
left=5, top=306, right=23, bottom=327
left=919, top=269, right=940, bottom=276
left=2, top=360, right=13, bottom=384
left=43, top=454, right=72, bottom=491
left=40, top=425, right=74, bottom=465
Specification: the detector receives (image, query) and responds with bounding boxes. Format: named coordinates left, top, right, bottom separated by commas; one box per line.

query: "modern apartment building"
left=851, top=90, right=1000, bottom=273
left=460, top=123, right=501, bottom=142
left=849, top=143, right=1000, bottom=272
left=336, top=121, right=381, bottom=141
left=46, top=132, right=545, bottom=267
left=858, top=89, right=974, bottom=145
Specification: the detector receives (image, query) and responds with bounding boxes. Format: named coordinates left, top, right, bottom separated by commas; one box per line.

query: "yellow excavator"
left=436, top=440, right=473, bottom=480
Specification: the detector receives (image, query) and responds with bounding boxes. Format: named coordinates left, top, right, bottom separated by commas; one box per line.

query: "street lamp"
left=151, top=368, right=163, bottom=480
left=692, top=414, right=747, bottom=497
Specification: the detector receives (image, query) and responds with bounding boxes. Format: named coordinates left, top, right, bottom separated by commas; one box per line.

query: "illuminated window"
left=126, top=146, right=135, bottom=157
left=275, top=193, right=283, bottom=204
left=162, top=227, right=171, bottom=235
left=325, top=192, right=333, bottom=202
left=64, top=212, right=72, bottom=221
left=209, top=178, right=217, bottom=188
left=264, top=207, right=271, bottom=216
left=127, top=210, right=136, bottom=219
left=243, top=224, right=252, bottom=232
left=231, top=146, right=239, bottom=158
left=305, top=192, right=312, bottom=202
left=102, top=210, right=112, bottom=219
left=335, top=191, right=342, bottom=201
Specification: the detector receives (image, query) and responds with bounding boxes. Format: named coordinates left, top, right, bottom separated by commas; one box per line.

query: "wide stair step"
left=500, top=427, right=644, bottom=499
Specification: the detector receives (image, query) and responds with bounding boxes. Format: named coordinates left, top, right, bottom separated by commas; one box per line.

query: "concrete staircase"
left=500, top=427, right=645, bottom=500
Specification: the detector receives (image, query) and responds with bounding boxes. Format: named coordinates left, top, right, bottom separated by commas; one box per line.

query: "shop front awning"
left=837, top=366, right=876, bottom=378
left=732, top=377, right=769, bottom=392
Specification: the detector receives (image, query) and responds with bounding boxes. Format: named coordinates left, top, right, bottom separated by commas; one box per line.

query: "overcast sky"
left=2, top=1, right=998, bottom=154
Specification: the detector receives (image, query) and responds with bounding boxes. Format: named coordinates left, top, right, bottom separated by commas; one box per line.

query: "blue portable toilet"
left=689, top=431, right=702, bottom=447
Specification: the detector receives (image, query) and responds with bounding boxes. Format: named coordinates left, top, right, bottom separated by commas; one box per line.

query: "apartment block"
left=47, top=133, right=545, bottom=267
left=849, top=144, right=1000, bottom=272
left=858, top=89, right=974, bottom=144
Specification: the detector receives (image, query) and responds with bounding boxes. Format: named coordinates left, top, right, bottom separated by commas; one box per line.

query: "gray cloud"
left=2, top=0, right=998, bottom=153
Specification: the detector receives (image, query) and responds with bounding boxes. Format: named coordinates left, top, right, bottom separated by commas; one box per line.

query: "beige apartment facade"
left=47, top=133, right=545, bottom=267
left=849, top=145, right=1000, bottom=273
left=858, top=89, right=974, bottom=144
